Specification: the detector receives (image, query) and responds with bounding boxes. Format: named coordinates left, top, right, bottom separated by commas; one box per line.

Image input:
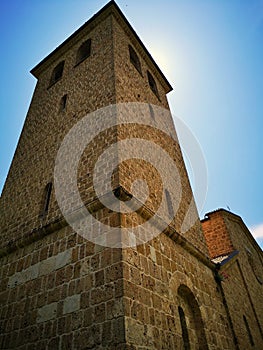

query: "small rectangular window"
left=39, top=182, right=52, bottom=218
left=59, top=94, right=67, bottom=112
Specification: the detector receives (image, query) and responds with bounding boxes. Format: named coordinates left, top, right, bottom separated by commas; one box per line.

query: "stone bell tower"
left=0, top=1, right=237, bottom=349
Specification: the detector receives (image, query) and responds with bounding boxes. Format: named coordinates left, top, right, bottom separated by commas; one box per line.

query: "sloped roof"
left=212, top=250, right=239, bottom=265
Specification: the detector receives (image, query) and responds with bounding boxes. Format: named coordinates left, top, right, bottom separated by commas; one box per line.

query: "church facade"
left=0, top=1, right=262, bottom=349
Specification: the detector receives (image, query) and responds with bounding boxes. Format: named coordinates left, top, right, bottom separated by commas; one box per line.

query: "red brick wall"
left=201, top=210, right=234, bottom=258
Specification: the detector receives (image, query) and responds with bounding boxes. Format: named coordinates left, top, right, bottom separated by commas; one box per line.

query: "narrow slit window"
left=165, top=189, right=174, bottom=219
left=147, top=71, right=159, bottom=98
left=178, top=306, right=190, bottom=350
left=243, top=315, right=254, bottom=346
left=50, top=61, right=65, bottom=86
left=129, top=45, right=142, bottom=74
left=76, top=39, right=91, bottom=65
left=40, top=182, right=52, bottom=217
left=60, top=94, right=67, bottom=112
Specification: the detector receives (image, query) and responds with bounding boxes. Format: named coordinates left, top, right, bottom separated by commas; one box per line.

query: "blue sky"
left=0, top=0, right=262, bottom=248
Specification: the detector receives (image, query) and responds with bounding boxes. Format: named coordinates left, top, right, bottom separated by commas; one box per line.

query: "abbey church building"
left=0, top=1, right=262, bottom=349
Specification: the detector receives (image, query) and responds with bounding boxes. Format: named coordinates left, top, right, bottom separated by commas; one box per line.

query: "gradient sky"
left=0, top=0, right=262, bottom=248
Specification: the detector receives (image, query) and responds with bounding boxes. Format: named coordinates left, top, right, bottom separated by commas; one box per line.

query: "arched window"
left=50, top=61, right=65, bottom=86
left=178, top=306, right=190, bottom=350
left=129, top=45, right=142, bottom=74
left=40, top=182, right=52, bottom=217
left=76, top=39, right=91, bottom=65
left=178, top=284, right=208, bottom=350
left=165, top=189, right=174, bottom=219
left=147, top=70, right=159, bottom=98
left=243, top=315, right=254, bottom=346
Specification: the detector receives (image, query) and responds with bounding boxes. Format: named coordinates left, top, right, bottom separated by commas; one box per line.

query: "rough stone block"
left=8, top=263, right=40, bottom=288
left=55, top=249, right=72, bottom=270
left=38, top=257, right=55, bottom=276
left=37, top=302, right=57, bottom=323
left=63, top=294, right=80, bottom=314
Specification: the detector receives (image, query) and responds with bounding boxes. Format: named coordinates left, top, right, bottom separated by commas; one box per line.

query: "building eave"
left=30, top=0, right=173, bottom=94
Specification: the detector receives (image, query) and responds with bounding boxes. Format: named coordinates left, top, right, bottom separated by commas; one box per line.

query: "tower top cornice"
left=30, top=0, right=173, bottom=93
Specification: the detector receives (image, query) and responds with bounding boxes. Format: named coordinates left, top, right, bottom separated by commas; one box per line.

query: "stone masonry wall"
left=219, top=259, right=262, bottom=349
left=0, top=219, right=130, bottom=349
left=121, top=229, right=235, bottom=349
left=202, top=210, right=263, bottom=348
left=112, top=15, right=209, bottom=256
left=0, top=10, right=127, bottom=349
left=222, top=212, right=263, bottom=348
left=0, top=14, right=116, bottom=249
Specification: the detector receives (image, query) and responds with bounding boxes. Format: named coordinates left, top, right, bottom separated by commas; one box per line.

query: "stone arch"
left=177, top=284, right=208, bottom=350
left=169, top=270, right=195, bottom=299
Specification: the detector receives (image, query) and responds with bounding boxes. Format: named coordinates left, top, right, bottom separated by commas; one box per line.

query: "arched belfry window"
left=50, top=61, right=65, bottom=86
left=76, top=39, right=91, bottom=65
left=129, top=45, right=142, bottom=74
left=147, top=70, right=159, bottom=98
left=40, top=182, right=52, bottom=218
